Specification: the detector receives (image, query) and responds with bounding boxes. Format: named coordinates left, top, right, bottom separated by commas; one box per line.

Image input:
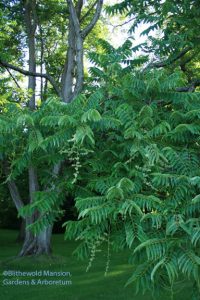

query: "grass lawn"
left=0, top=229, right=191, bottom=300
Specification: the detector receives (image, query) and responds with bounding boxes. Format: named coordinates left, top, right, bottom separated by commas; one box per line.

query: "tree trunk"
left=21, top=2, right=53, bottom=257
left=24, top=0, right=37, bottom=110
left=19, top=216, right=52, bottom=256
left=39, top=24, right=44, bottom=101
left=61, top=14, right=76, bottom=103
left=19, top=166, right=53, bottom=256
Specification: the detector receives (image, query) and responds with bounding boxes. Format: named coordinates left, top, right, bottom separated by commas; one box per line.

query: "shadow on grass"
left=0, top=229, right=192, bottom=300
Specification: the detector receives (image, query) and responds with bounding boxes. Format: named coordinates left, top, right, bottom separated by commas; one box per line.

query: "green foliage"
left=1, top=1, right=200, bottom=294
left=0, top=94, right=102, bottom=234
left=61, top=44, right=200, bottom=298
left=106, top=0, right=200, bottom=61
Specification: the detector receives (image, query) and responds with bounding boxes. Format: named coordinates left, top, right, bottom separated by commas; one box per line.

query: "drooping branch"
left=0, top=58, right=61, bottom=97
left=81, top=0, right=104, bottom=38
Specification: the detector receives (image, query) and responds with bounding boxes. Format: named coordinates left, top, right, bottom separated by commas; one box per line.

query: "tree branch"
left=80, top=0, right=98, bottom=22
left=81, top=0, right=103, bottom=38
left=110, top=17, right=135, bottom=29
left=3, top=161, right=24, bottom=212
left=67, top=0, right=81, bottom=36
left=5, top=67, right=22, bottom=89
left=176, top=79, right=200, bottom=92
left=76, top=0, right=83, bottom=19
left=0, top=59, right=61, bottom=97
left=7, top=180, right=24, bottom=212
left=146, top=47, right=192, bottom=69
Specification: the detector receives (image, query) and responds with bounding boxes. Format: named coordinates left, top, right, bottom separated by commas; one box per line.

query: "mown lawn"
left=0, top=229, right=191, bottom=300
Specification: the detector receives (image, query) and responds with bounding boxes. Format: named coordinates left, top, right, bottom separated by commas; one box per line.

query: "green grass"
left=0, top=229, right=191, bottom=300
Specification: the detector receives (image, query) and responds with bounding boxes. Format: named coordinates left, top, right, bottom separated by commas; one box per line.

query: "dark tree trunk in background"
left=16, top=219, right=25, bottom=243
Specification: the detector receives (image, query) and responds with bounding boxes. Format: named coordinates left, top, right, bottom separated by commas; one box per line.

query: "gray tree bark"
left=61, top=0, right=103, bottom=103
left=24, top=0, right=37, bottom=110
left=19, top=222, right=53, bottom=256
left=61, top=14, right=76, bottom=102
left=15, top=166, right=54, bottom=256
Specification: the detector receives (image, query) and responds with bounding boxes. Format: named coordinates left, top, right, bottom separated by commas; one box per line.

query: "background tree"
left=0, top=0, right=104, bottom=256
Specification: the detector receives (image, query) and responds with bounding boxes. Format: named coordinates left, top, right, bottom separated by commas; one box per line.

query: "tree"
left=0, top=0, right=104, bottom=256
left=1, top=3, right=200, bottom=299
left=62, top=40, right=200, bottom=298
